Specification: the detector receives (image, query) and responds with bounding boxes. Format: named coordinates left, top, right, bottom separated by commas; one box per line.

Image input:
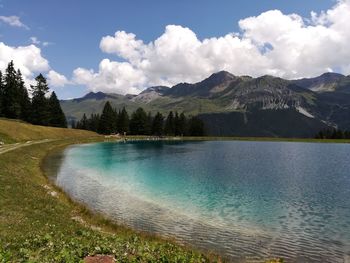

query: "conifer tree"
left=78, top=114, right=88, bottom=130
left=152, top=112, right=164, bottom=136
left=145, top=112, right=152, bottom=135
left=129, top=107, right=148, bottom=135
left=30, top=74, right=50, bottom=125
left=174, top=112, right=181, bottom=136
left=178, top=112, right=187, bottom=136
left=88, top=113, right=100, bottom=132
left=16, top=70, right=31, bottom=122
left=2, top=61, right=21, bottom=118
left=48, top=91, right=67, bottom=127
left=98, top=101, right=116, bottom=134
left=164, top=111, right=175, bottom=135
left=117, top=107, right=129, bottom=134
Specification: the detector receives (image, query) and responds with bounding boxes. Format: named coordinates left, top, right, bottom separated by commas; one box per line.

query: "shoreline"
left=81, top=134, right=350, bottom=145
left=1, top=136, right=221, bottom=262
left=41, top=140, right=228, bottom=257
left=41, top=138, right=350, bottom=262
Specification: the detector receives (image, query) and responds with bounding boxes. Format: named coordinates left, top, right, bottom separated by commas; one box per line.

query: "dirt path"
left=0, top=139, right=55, bottom=155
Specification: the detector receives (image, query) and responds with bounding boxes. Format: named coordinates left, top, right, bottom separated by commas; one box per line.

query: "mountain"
left=60, top=71, right=350, bottom=137
left=60, top=91, right=145, bottom=122
left=131, top=86, right=169, bottom=103
left=163, top=71, right=240, bottom=97
left=292, top=72, right=345, bottom=92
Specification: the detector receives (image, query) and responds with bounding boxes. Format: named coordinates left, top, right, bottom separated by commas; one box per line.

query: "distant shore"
left=102, top=134, right=350, bottom=144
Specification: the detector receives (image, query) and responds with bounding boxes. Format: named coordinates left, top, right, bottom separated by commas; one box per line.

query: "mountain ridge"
left=60, top=71, right=350, bottom=137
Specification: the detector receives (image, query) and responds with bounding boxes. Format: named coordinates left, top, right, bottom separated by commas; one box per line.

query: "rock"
left=50, top=191, right=58, bottom=197
left=84, top=255, right=115, bottom=263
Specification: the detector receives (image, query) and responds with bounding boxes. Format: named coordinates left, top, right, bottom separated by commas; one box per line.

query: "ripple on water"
left=45, top=140, right=350, bottom=263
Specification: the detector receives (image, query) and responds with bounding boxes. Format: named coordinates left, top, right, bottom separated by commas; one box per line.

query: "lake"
left=44, top=140, right=350, bottom=262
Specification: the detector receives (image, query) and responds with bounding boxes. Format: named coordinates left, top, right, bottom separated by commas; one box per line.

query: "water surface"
left=45, top=140, right=350, bottom=262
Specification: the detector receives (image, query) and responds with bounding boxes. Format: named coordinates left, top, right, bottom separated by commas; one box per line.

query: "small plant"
left=0, top=248, right=11, bottom=263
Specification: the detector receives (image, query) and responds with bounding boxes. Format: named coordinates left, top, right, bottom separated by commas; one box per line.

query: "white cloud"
left=0, top=15, right=29, bottom=29
left=47, top=70, right=70, bottom=87
left=30, top=36, right=40, bottom=45
left=0, top=42, right=49, bottom=86
left=73, top=59, right=146, bottom=94
left=238, top=0, right=350, bottom=78
left=100, top=31, right=145, bottom=64
left=0, top=42, right=68, bottom=89
left=30, top=36, right=52, bottom=47
left=74, top=0, right=350, bottom=94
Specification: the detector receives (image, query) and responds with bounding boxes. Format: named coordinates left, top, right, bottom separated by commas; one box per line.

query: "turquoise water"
left=47, top=140, right=350, bottom=262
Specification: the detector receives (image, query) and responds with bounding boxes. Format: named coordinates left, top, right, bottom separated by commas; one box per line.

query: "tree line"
left=0, top=61, right=67, bottom=127
left=75, top=101, right=205, bottom=136
left=315, top=128, right=350, bottom=139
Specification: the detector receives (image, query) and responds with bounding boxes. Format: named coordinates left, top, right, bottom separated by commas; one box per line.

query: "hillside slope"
left=0, top=118, right=98, bottom=143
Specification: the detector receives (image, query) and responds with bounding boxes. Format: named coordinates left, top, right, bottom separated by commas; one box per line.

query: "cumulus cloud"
left=47, top=70, right=70, bottom=87
left=74, top=0, right=350, bottom=94
left=0, top=42, right=49, bottom=86
left=0, top=42, right=68, bottom=88
left=73, top=59, right=145, bottom=94
left=0, top=15, right=29, bottom=29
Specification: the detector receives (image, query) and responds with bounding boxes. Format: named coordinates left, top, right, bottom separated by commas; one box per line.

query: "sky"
left=0, top=0, right=349, bottom=99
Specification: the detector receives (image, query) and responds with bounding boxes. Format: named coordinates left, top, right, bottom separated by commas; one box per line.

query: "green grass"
left=0, top=118, right=98, bottom=143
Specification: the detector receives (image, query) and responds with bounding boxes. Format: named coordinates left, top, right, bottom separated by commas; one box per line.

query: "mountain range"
left=60, top=71, right=350, bottom=137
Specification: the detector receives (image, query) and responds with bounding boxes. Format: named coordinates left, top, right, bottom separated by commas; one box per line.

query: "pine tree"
left=174, top=112, right=181, bottom=136
left=16, top=70, right=31, bottom=122
left=78, top=114, right=88, bottom=130
left=164, top=111, right=175, bottom=136
left=2, top=61, right=21, bottom=118
left=117, top=107, right=129, bottom=134
left=98, top=101, right=116, bottom=134
left=129, top=107, right=148, bottom=135
left=30, top=74, right=50, bottom=125
left=152, top=112, right=164, bottom=136
left=88, top=113, right=100, bottom=132
left=145, top=112, right=152, bottom=135
left=178, top=113, right=187, bottom=136
left=48, top=91, right=67, bottom=127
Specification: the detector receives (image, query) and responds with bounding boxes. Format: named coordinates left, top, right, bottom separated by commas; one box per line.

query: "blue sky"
left=0, top=0, right=347, bottom=99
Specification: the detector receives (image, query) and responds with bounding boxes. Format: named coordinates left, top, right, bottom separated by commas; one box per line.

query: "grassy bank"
left=0, top=119, right=217, bottom=262
left=0, top=118, right=98, bottom=144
